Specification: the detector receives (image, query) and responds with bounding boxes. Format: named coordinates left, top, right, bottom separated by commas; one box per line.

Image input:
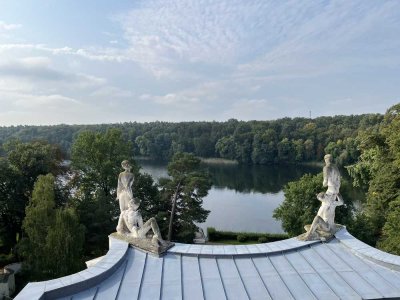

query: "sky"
left=0, top=0, right=399, bottom=125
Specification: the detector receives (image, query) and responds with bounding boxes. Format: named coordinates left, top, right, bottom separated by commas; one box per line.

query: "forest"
left=0, top=113, right=383, bottom=166
left=1, top=104, right=400, bottom=292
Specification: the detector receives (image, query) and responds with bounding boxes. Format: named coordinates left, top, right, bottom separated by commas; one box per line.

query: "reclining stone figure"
left=117, top=200, right=165, bottom=244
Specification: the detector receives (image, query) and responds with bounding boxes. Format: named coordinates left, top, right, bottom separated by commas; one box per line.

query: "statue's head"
left=324, top=154, right=332, bottom=164
left=121, top=160, right=131, bottom=170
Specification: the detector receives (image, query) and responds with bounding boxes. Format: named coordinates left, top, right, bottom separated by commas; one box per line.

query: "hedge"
left=207, top=227, right=288, bottom=243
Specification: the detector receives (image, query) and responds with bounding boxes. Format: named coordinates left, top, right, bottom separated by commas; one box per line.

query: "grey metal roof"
left=15, top=228, right=400, bottom=300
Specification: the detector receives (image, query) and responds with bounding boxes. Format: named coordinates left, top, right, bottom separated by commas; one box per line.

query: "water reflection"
left=206, top=163, right=320, bottom=194
left=137, top=159, right=323, bottom=233
left=137, top=159, right=320, bottom=194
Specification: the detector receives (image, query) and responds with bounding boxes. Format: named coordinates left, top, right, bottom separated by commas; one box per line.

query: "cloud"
left=0, top=21, right=21, bottom=31
left=140, top=93, right=199, bottom=105
left=0, top=56, right=106, bottom=87
left=90, top=86, right=133, bottom=98
left=0, top=1, right=399, bottom=124
left=221, top=99, right=278, bottom=120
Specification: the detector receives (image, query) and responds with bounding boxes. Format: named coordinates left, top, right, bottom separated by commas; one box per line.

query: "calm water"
left=138, top=160, right=324, bottom=234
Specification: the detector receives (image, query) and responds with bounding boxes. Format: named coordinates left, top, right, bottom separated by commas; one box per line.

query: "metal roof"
left=15, top=228, right=400, bottom=300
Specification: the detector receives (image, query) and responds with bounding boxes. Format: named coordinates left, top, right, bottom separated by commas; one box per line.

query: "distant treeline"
left=0, top=114, right=383, bottom=165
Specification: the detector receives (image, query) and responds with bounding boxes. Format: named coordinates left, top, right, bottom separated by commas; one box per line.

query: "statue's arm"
left=138, top=214, right=144, bottom=228
left=335, top=194, right=344, bottom=206
left=116, top=174, right=123, bottom=199
left=323, top=166, right=328, bottom=187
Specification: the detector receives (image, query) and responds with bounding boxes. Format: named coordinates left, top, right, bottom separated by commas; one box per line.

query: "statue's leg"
left=304, top=216, right=324, bottom=240
left=116, top=213, right=125, bottom=233
left=137, top=222, right=151, bottom=238
left=148, top=218, right=163, bottom=240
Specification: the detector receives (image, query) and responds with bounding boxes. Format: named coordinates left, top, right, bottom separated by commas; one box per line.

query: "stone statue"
left=299, top=154, right=344, bottom=241
left=116, top=160, right=139, bottom=211
left=115, top=160, right=169, bottom=251
left=116, top=200, right=165, bottom=244
left=323, top=154, right=341, bottom=195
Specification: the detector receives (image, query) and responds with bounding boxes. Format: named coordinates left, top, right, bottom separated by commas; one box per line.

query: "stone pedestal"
left=110, top=232, right=174, bottom=256
left=297, top=224, right=343, bottom=242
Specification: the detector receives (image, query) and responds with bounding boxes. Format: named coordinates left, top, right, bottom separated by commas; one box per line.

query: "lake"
left=137, top=160, right=327, bottom=234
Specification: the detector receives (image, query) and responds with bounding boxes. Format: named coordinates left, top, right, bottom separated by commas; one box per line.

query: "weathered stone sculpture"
left=117, top=200, right=164, bottom=244
left=116, top=160, right=139, bottom=211
left=115, top=160, right=172, bottom=254
left=299, top=154, right=344, bottom=241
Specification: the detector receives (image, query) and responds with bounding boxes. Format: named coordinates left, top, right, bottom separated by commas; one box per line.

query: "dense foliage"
left=19, top=174, right=84, bottom=280
left=346, top=104, right=400, bottom=253
left=0, top=114, right=382, bottom=165
left=0, top=140, right=63, bottom=252
left=70, top=128, right=162, bottom=256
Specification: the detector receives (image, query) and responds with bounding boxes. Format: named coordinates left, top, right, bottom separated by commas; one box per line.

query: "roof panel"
left=139, top=254, right=163, bottom=300
left=182, top=255, right=204, bottom=300
left=199, top=257, right=226, bottom=300
left=252, top=256, right=294, bottom=300
left=234, top=257, right=272, bottom=300
left=161, top=254, right=182, bottom=300
left=326, top=242, right=400, bottom=297
left=63, top=286, right=97, bottom=300
left=299, top=248, right=360, bottom=300
left=117, top=249, right=147, bottom=300
left=339, top=271, right=382, bottom=299
left=217, top=258, right=249, bottom=300
left=269, top=255, right=317, bottom=299
left=95, top=261, right=127, bottom=300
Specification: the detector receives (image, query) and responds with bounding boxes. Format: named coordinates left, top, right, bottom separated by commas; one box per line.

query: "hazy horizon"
left=0, top=110, right=387, bottom=128
left=1, top=0, right=399, bottom=125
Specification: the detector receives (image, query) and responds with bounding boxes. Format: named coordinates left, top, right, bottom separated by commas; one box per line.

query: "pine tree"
left=160, top=152, right=211, bottom=243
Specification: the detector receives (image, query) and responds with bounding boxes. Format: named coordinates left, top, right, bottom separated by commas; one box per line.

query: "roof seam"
left=296, top=246, right=340, bottom=298
left=159, top=256, right=165, bottom=300
left=180, top=254, right=183, bottom=300
left=282, top=250, right=319, bottom=300
left=137, top=252, right=148, bottom=300
left=306, top=245, right=359, bottom=298
left=232, top=256, right=251, bottom=300
left=267, top=254, right=296, bottom=300
left=323, top=243, right=384, bottom=298
left=92, top=286, right=100, bottom=300
left=312, top=244, right=381, bottom=299
left=114, top=259, right=129, bottom=300
left=324, top=242, right=400, bottom=296
left=215, top=257, right=228, bottom=300
left=250, top=257, right=273, bottom=299
left=197, top=255, right=206, bottom=300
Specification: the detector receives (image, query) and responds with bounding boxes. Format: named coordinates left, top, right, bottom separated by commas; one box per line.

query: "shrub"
left=237, top=235, right=247, bottom=242
left=207, top=227, right=289, bottom=243
left=258, top=237, right=268, bottom=243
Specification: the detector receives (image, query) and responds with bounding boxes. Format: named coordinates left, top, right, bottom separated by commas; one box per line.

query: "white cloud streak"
left=0, top=21, right=21, bottom=31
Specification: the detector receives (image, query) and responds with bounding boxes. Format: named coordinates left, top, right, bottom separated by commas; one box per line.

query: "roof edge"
left=167, top=237, right=320, bottom=257
left=14, top=236, right=129, bottom=300
left=335, top=227, right=400, bottom=271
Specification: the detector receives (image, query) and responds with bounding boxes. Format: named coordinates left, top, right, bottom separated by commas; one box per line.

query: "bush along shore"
left=207, top=227, right=288, bottom=244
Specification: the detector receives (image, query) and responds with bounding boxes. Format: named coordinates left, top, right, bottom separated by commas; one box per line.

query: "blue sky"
left=0, top=0, right=399, bottom=125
